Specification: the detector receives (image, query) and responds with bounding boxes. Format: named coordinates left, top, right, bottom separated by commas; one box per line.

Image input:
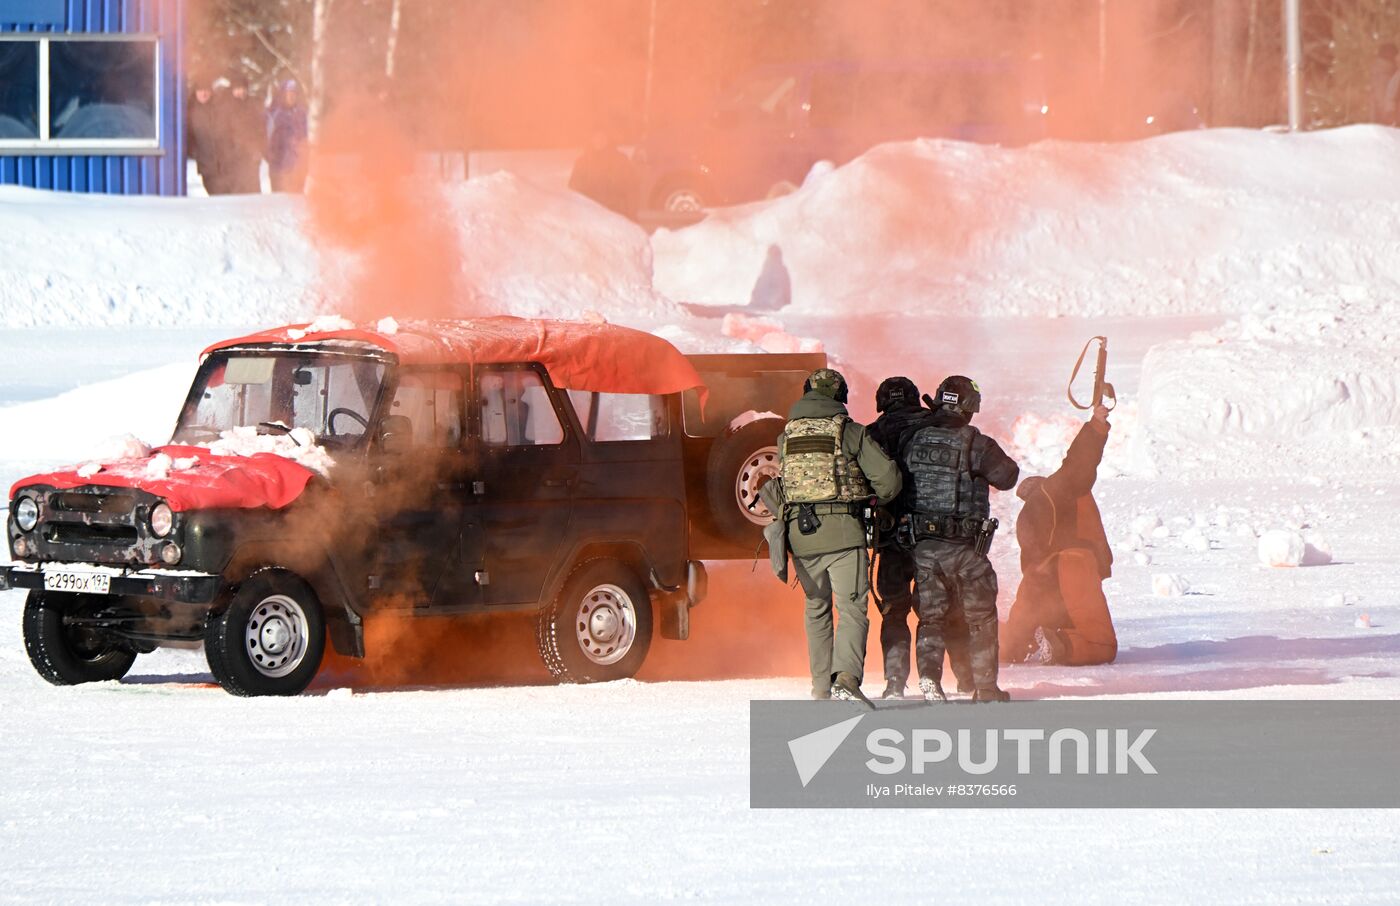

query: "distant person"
left=1372, top=43, right=1400, bottom=126
left=221, top=76, right=265, bottom=194
left=187, top=82, right=227, bottom=195
left=748, top=244, right=791, bottom=311
left=267, top=80, right=309, bottom=193
left=1001, top=404, right=1117, bottom=667
left=568, top=130, right=640, bottom=221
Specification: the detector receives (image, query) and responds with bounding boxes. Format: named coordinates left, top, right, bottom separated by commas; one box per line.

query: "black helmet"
left=875, top=376, right=919, bottom=413
left=935, top=375, right=981, bottom=415
left=804, top=368, right=849, bottom=404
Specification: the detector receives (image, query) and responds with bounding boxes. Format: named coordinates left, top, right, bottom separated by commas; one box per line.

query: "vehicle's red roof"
left=203, top=316, right=705, bottom=398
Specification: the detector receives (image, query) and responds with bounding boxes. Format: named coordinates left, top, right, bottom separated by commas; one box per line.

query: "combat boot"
left=831, top=672, right=876, bottom=710
left=968, top=620, right=1009, bottom=702
left=880, top=680, right=905, bottom=699
left=918, top=676, right=948, bottom=703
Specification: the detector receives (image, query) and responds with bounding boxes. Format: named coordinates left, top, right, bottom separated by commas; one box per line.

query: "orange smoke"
left=305, top=99, right=468, bottom=322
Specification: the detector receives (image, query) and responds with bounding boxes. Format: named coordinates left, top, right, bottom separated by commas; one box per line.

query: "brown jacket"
left=1016, top=419, right=1113, bottom=583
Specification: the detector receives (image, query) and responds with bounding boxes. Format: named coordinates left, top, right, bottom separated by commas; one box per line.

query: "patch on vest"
left=941, top=391, right=960, bottom=404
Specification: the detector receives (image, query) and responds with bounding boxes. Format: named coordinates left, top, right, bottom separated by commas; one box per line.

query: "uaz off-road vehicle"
left=2, top=317, right=820, bottom=695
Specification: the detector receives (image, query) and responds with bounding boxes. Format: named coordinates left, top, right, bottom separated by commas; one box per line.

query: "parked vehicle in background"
left=638, top=57, right=1050, bottom=213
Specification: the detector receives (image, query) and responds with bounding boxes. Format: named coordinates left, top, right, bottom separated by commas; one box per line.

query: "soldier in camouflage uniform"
left=899, top=376, right=1019, bottom=703
left=778, top=369, right=902, bottom=705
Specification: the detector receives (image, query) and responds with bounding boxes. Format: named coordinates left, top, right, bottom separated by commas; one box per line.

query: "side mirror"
left=378, top=415, right=413, bottom=455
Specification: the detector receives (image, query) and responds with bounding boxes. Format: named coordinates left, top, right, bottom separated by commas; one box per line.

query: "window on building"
left=481, top=371, right=565, bottom=447
left=566, top=390, right=669, bottom=442
left=49, top=40, right=157, bottom=140
left=0, top=36, right=159, bottom=150
left=0, top=42, right=40, bottom=138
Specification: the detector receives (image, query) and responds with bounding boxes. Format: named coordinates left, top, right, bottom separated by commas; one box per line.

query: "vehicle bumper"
left=0, top=564, right=221, bottom=604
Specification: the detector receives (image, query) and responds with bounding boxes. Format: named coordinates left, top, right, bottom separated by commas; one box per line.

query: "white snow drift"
left=653, top=126, right=1400, bottom=319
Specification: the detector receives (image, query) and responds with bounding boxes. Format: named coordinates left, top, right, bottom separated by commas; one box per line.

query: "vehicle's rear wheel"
left=656, top=180, right=707, bottom=214
left=537, top=559, right=653, bottom=683
left=204, top=570, right=325, bottom=697
left=23, top=590, right=137, bottom=686
left=705, top=417, right=785, bottom=548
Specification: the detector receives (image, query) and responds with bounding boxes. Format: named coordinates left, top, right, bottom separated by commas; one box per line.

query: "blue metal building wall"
left=0, top=0, right=186, bottom=196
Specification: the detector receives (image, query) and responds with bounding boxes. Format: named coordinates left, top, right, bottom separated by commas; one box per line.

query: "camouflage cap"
left=805, top=368, right=848, bottom=401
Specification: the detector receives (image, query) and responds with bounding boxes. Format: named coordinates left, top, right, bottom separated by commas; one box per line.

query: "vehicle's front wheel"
left=204, top=570, right=325, bottom=697
left=23, top=591, right=137, bottom=686
left=537, top=559, right=653, bottom=683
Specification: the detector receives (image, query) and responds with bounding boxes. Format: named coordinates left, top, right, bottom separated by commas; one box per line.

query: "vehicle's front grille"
left=46, top=523, right=140, bottom=546
left=51, top=490, right=138, bottom=516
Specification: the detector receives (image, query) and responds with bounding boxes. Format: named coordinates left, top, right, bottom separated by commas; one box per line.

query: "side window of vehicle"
left=480, top=370, right=565, bottom=447
left=389, top=371, right=464, bottom=448
left=566, top=390, right=668, bottom=442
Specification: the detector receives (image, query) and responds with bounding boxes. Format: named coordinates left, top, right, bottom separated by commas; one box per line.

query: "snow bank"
left=1139, top=284, right=1400, bottom=475
left=653, top=126, right=1400, bottom=319
left=0, top=363, right=193, bottom=465
left=0, top=172, right=681, bottom=329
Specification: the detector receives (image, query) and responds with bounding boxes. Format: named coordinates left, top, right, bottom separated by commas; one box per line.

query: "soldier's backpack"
left=900, top=422, right=988, bottom=521
left=779, top=415, right=870, bottom=504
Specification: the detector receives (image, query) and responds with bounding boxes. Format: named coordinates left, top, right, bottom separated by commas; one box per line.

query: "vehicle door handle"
left=543, top=477, right=573, bottom=488
left=436, top=481, right=468, bottom=491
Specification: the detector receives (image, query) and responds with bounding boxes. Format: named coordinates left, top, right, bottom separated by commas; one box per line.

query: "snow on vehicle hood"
left=11, top=432, right=329, bottom=512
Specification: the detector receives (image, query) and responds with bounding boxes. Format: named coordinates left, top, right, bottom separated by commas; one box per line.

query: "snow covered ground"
left=3, top=129, right=1400, bottom=902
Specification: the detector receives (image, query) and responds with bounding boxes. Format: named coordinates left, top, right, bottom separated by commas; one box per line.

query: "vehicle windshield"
left=173, top=351, right=387, bottom=450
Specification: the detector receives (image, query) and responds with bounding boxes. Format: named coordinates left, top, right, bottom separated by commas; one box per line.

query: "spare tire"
left=705, top=417, right=785, bottom=547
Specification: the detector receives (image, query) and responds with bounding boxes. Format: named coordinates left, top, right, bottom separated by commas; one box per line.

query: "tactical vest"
left=900, top=423, right=988, bottom=520
left=779, top=415, right=872, bottom=503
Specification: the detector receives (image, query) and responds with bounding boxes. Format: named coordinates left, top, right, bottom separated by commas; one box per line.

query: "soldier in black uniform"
left=899, top=376, right=1019, bottom=702
left=866, top=377, right=973, bottom=699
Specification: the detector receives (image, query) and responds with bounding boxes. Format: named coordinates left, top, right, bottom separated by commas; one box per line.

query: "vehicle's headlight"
left=14, top=496, right=38, bottom=532
left=149, top=502, right=174, bottom=538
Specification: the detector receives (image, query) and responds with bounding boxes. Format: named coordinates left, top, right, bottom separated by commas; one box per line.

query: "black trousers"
left=912, top=538, right=999, bottom=691
left=877, top=543, right=973, bottom=690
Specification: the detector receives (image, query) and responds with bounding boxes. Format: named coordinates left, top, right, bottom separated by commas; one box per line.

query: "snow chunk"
left=720, top=313, right=823, bottom=355
left=1258, top=529, right=1306, bottom=568
left=307, top=314, right=356, bottom=334
left=201, top=426, right=335, bottom=477
left=90, top=434, right=152, bottom=462
left=1180, top=527, right=1211, bottom=553
left=1133, top=551, right=1153, bottom=566
left=1302, top=532, right=1333, bottom=566
left=1325, top=592, right=1355, bottom=608
left=76, top=462, right=102, bottom=479
left=1132, top=513, right=1163, bottom=535
left=375, top=316, right=400, bottom=335
left=144, top=452, right=173, bottom=480
left=1152, top=573, right=1190, bottom=597
left=172, top=455, right=201, bottom=471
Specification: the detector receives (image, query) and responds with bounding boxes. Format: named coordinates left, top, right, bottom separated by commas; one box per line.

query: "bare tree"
left=308, top=0, right=336, bottom=141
